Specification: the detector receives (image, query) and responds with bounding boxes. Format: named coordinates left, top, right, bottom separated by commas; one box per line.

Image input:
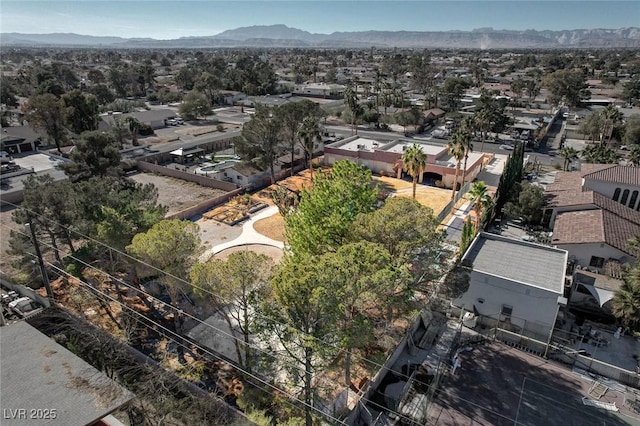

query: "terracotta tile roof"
left=552, top=207, right=640, bottom=256
left=545, top=190, right=593, bottom=208
left=592, top=192, right=640, bottom=226
left=552, top=210, right=604, bottom=245
left=579, top=163, right=614, bottom=176
left=582, top=165, right=640, bottom=186
left=545, top=171, right=583, bottom=193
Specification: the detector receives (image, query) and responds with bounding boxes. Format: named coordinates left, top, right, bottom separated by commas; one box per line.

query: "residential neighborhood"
left=1, top=4, right=640, bottom=426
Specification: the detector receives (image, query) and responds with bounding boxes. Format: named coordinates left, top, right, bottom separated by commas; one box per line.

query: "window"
left=613, top=188, right=621, bottom=201
left=501, top=305, right=513, bottom=318
left=629, top=190, right=639, bottom=209
left=589, top=256, right=605, bottom=268
left=621, top=189, right=630, bottom=205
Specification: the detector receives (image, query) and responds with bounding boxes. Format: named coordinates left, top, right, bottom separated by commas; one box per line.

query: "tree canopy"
left=284, top=160, right=379, bottom=256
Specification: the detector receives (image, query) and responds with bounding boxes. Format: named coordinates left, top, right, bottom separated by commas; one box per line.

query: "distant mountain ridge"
left=2, top=25, right=640, bottom=48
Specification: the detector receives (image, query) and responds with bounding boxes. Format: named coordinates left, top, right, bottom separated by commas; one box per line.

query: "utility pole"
left=25, top=216, right=53, bottom=300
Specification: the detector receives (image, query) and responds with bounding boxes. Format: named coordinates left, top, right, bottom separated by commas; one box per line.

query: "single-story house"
left=219, top=90, right=247, bottom=106
left=0, top=125, right=46, bottom=153
left=324, top=136, right=485, bottom=189
left=101, top=109, right=177, bottom=130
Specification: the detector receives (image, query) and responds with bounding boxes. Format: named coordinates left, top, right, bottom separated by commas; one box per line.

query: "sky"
left=1, top=1, right=638, bottom=39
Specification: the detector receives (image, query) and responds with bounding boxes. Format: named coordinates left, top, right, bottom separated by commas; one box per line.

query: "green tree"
left=474, top=108, right=492, bottom=153
left=503, top=182, right=545, bottom=224
left=326, top=242, right=406, bottom=385
left=344, top=84, right=362, bottom=135
left=62, top=90, right=99, bottom=134
left=447, top=129, right=466, bottom=200
left=468, top=181, right=493, bottom=230
left=178, top=90, right=212, bottom=120
left=351, top=197, right=445, bottom=291
left=126, top=219, right=201, bottom=333
left=581, top=144, right=620, bottom=164
left=125, top=116, right=141, bottom=146
left=23, top=93, right=68, bottom=154
left=62, top=131, right=122, bottom=182
left=629, top=145, right=640, bottom=167
left=611, top=264, right=640, bottom=331
left=1, top=77, right=19, bottom=108
left=599, top=104, right=623, bottom=145
left=460, top=117, right=475, bottom=186
left=542, top=69, right=590, bottom=107
left=258, top=255, right=341, bottom=426
left=579, top=112, right=604, bottom=142
left=11, top=175, right=78, bottom=268
left=558, top=146, right=579, bottom=171
left=276, top=100, right=323, bottom=177
left=297, top=116, right=322, bottom=180
left=622, top=76, right=640, bottom=103
left=623, top=115, right=640, bottom=146
left=285, top=160, right=378, bottom=256
left=235, top=104, right=283, bottom=185
left=402, top=143, right=427, bottom=199
left=442, top=77, right=471, bottom=111
left=190, top=251, right=273, bottom=367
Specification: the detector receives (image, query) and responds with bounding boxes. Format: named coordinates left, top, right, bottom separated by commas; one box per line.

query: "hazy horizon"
left=2, top=1, right=638, bottom=40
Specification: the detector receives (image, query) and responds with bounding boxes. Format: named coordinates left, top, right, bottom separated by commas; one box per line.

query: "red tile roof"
left=583, top=165, right=640, bottom=186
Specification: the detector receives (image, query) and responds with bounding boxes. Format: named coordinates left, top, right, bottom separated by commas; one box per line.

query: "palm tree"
left=474, top=109, right=491, bottom=153
left=344, top=84, right=360, bottom=135
left=447, top=131, right=466, bottom=201
left=125, top=116, right=141, bottom=146
left=468, top=181, right=493, bottom=230
left=600, top=105, right=623, bottom=146
left=402, top=143, right=427, bottom=199
left=298, top=116, right=322, bottom=180
left=460, top=117, right=475, bottom=186
left=629, top=145, right=640, bottom=167
left=611, top=265, right=640, bottom=331
left=558, top=146, right=579, bottom=171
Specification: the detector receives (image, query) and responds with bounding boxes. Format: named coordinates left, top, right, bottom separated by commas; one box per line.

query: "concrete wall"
left=166, top=187, right=246, bottom=220
left=454, top=271, right=560, bottom=337
left=137, top=161, right=239, bottom=191
left=555, top=242, right=633, bottom=270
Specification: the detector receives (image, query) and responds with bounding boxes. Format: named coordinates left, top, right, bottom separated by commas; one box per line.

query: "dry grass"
left=253, top=214, right=286, bottom=242
left=394, top=185, right=453, bottom=216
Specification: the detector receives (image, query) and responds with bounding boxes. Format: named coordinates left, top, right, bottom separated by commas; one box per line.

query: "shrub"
left=216, top=124, right=224, bottom=132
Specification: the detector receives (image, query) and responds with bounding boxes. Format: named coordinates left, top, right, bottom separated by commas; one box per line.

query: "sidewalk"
left=199, top=205, right=284, bottom=261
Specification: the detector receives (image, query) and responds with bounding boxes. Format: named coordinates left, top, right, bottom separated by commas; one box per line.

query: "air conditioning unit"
left=357, top=144, right=364, bottom=149
left=402, top=145, right=407, bottom=151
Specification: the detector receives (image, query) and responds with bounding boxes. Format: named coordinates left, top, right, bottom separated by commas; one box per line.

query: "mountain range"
left=3, top=25, right=640, bottom=49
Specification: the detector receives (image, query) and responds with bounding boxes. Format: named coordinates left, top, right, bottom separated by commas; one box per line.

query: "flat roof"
left=337, top=137, right=388, bottom=152
left=463, top=233, right=566, bottom=293
left=0, top=321, right=134, bottom=426
left=384, top=140, right=445, bottom=156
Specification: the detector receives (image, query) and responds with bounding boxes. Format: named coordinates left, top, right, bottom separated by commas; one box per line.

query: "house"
left=0, top=125, right=46, bottom=154
left=453, top=233, right=568, bottom=339
left=544, top=166, right=640, bottom=272
left=582, top=164, right=640, bottom=210
left=293, top=83, right=345, bottom=99
left=219, top=90, right=247, bottom=106
left=0, top=321, right=134, bottom=426
left=101, top=109, right=176, bottom=130
left=324, top=136, right=485, bottom=189
left=423, top=108, right=446, bottom=123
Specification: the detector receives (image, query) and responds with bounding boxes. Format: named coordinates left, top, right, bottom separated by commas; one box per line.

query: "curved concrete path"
left=200, top=205, right=284, bottom=261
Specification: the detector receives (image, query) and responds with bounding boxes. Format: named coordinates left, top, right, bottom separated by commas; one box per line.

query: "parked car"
left=174, top=118, right=184, bottom=125
left=499, top=144, right=514, bottom=150
left=0, top=151, right=13, bottom=164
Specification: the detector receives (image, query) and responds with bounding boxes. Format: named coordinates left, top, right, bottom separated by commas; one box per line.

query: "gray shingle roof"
left=463, top=233, right=566, bottom=293
left=0, top=321, right=134, bottom=426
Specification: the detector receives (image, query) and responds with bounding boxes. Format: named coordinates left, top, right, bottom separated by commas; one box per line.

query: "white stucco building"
left=453, top=233, right=568, bottom=339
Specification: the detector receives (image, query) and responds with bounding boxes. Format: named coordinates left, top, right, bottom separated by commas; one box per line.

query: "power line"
left=3, top=206, right=581, bottom=425
left=1, top=220, right=536, bottom=425
left=41, top=259, right=348, bottom=426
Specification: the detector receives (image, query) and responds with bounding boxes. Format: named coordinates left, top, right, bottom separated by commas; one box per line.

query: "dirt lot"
left=129, top=172, right=228, bottom=217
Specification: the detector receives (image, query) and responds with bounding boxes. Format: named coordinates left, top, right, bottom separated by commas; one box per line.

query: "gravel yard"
left=128, top=172, right=228, bottom=217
